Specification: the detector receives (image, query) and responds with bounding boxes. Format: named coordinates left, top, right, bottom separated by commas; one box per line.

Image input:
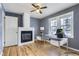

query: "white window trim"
left=49, top=17, right=58, bottom=35
left=49, top=11, right=74, bottom=38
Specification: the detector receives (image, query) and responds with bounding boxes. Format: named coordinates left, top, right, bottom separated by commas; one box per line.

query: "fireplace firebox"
left=21, top=31, right=32, bottom=43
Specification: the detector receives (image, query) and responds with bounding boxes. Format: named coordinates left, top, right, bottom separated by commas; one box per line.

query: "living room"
left=0, top=3, right=79, bottom=56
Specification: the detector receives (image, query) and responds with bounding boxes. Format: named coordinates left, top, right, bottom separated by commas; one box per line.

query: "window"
left=50, top=18, right=57, bottom=35
left=49, top=11, right=73, bottom=38
left=60, top=15, right=73, bottom=37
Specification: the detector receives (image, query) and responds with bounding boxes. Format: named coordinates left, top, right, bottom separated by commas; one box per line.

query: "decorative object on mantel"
left=30, top=3, right=47, bottom=14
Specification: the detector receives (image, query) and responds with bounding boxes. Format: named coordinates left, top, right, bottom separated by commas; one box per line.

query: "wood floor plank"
left=17, top=46, right=25, bottom=56
left=26, top=44, right=39, bottom=56
left=20, top=46, right=27, bottom=56
left=24, top=46, right=35, bottom=56
left=9, top=46, right=17, bottom=56
left=28, top=44, right=47, bottom=56
left=3, top=47, right=10, bottom=56
left=3, top=40, right=79, bottom=56
left=17, top=46, right=23, bottom=56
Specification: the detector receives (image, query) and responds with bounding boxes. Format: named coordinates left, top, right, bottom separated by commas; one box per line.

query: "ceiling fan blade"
left=40, top=6, right=47, bottom=9
left=32, top=4, right=38, bottom=8
left=39, top=10, right=42, bottom=14
left=30, top=10, right=36, bottom=12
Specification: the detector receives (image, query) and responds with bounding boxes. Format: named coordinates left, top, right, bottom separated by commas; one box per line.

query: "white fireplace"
left=18, top=13, right=34, bottom=46
left=18, top=27, right=34, bottom=46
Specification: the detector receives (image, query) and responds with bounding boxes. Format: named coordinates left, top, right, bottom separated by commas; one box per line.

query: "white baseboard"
left=63, top=46, right=79, bottom=52
left=68, top=47, right=79, bottom=52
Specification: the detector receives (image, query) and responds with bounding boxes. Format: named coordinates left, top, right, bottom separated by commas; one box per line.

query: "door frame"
left=4, top=16, right=18, bottom=47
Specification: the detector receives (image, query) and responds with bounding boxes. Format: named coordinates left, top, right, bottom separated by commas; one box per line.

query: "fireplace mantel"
left=18, top=27, right=34, bottom=46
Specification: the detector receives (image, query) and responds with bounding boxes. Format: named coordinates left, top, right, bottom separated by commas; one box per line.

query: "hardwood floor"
left=3, top=40, right=79, bottom=56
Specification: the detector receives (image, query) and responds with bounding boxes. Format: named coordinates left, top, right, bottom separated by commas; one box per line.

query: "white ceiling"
left=3, top=3, right=77, bottom=19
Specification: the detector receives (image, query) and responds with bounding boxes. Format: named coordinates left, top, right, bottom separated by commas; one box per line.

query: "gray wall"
left=40, top=4, right=79, bottom=50
left=30, top=17, right=40, bottom=39
left=0, top=7, right=2, bottom=53
left=40, top=18, right=49, bottom=35
left=0, top=4, right=3, bottom=54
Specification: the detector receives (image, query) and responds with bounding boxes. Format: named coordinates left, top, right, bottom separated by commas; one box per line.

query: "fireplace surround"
left=18, top=27, right=34, bottom=46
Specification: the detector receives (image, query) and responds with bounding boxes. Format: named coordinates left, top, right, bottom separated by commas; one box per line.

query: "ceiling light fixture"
left=30, top=3, right=47, bottom=14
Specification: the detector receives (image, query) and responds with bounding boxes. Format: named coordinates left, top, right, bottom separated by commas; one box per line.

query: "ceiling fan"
left=30, top=3, right=47, bottom=14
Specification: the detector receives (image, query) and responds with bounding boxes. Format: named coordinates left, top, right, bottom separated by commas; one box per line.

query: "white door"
left=4, top=16, right=18, bottom=47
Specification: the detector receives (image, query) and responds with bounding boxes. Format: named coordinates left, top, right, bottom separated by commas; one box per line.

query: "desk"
left=49, top=38, right=68, bottom=55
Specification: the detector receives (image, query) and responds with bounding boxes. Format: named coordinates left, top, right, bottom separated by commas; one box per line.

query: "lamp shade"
left=40, top=27, right=44, bottom=30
